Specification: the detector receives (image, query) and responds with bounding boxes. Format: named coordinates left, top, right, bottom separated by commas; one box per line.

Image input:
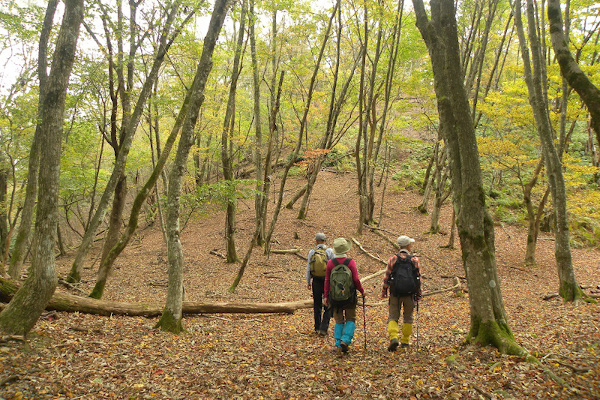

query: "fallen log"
left=0, top=272, right=458, bottom=317
left=271, top=248, right=302, bottom=255
left=0, top=277, right=312, bottom=317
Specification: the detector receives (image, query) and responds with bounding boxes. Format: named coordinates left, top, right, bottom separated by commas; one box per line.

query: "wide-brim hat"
left=333, top=237, right=352, bottom=257
left=397, top=235, right=415, bottom=247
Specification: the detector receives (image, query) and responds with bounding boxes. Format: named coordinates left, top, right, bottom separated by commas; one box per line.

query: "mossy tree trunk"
left=412, top=0, right=524, bottom=355
left=0, top=0, right=83, bottom=336
left=548, top=0, right=600, bottom=146
left=515, top=0, right=581, bottom=302
left=8, top=0, right=58, bottom=279
left=155, top=0, right=232, bottom=333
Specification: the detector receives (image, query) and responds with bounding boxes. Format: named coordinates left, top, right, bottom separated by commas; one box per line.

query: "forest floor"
left=1, top=170, right=600, bottom=400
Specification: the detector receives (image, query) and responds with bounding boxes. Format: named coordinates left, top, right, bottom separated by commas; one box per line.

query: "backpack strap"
left=333, top=258, right=351, bottom=267
left=395, top=253, right=412, bottom=265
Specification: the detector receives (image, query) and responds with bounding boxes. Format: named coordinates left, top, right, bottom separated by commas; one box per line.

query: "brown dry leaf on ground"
left=1, top=171, right=599, bottom=399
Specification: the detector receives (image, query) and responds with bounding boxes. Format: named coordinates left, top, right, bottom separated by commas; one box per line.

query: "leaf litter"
left=1, top=172, right=599, bottom=399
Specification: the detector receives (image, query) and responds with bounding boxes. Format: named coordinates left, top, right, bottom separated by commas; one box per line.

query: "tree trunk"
left=66, top=2, right=184, bottom=283
left=84, top=7, right=193, bottom=300
left=249, top=0, right=264, bottom=245
left=221, top=0, right=247, bottom=263
left=418, top=139, right=440, bottom=213
left=0, top=154, right=8, bottom=264
left=0, top=276, right=309, bottom=316
left=413, top=0, right=524, bottom=355
left=515, top=0, right=581, bottom=301
left=429, top=165, right=448, bottom=234
left=429, top=150, right=448, bottom=233
left=8, top=0, right=59, bottom=279
left=522, top=158, right=544, bottom=265
left=259, top=71, right=284, bottom=251
left=91, top=176, right=127, bottom=295
left=296, top=0, right=354, bottom=220
left=548, top=0, right=600, bottom=143
left=154, top=0, right=232, bottom=333
left=0, top=0, right=83, bottom=336
left=264, top=4, right=336, bottom=252
left=355, top=3, right=369, bottom=235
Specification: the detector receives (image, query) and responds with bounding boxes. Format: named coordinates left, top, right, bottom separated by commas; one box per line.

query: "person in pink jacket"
left=324, top=238, right=365, bottom=353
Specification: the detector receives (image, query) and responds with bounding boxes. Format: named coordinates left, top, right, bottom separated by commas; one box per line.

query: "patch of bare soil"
left=1, top=171, right=599, bottom=399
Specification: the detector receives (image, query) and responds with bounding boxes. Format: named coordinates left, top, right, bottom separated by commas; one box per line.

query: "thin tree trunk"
left=155, top=0, right=231, bottom=333
left=296, top=0, right=349, bottom=220
left=221, top=0, right=247, bottom=263
left=0, top=155, right=8, bottom=264
left=445, top=206, right=456, bottom=249
left=429, top=162, right=449, bottom=234
left=87, top=7, right=196, bottom=299
left=259, top=71, right=284, bottom=253
left=0, top=0, right=83, bottom=336
left=66, top=2, right=184, bottom=283
left=249, top=0, right=264, bottom=245
left=263, top=3, right=336, bottom=252
left=522, top=158, right=544, bottom=265
left=355, top=2, right=369, bottom=234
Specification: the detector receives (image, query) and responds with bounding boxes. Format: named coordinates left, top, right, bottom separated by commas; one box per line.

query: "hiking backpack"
left=310, top=248, right=328, bottom=278
left=389, top=254, right=420, bottom=297
left=329, top=258, right=355, bottom=305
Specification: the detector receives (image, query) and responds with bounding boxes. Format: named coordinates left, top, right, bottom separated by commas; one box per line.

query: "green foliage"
left=180, top=179, right=262, bottom=217
left=390, top=136, right=433, bottom=190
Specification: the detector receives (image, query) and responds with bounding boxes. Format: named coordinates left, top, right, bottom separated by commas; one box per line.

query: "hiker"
left=381, top=235, right=422, bottom=351
left=324, top=238, right=365, bottom=353
left=306, top=232, right=335, bottom=336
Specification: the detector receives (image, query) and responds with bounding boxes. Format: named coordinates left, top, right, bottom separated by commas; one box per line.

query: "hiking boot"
left=388, top=338, right=399, bottom=352
left=317, top=330, right=328, bottom=337
left=340, top=341, right=349, bottom=353
left=401, top=342, right=409, bottom=349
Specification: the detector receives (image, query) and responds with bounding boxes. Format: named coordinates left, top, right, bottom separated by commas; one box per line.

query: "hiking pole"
left=362, top=294, right=367, bottom=351
left=415, top=298, right=420, bottom=351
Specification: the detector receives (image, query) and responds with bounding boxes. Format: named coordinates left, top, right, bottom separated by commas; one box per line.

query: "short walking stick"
left=362, top=295, right=367, bottom=351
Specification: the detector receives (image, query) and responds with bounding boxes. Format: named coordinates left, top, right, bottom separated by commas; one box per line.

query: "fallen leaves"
left=1, top=173, right=599, bottom=399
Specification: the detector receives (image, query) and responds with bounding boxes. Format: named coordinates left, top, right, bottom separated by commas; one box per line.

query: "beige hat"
left=397, top=235, right=415, bottom=247
left=333, top=238, right=352, bottom=257
left=315, top=232, right=326, bottom=241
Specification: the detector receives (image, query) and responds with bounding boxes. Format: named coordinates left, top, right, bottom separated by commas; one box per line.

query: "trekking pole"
left=362, top=294, right=367, bottom=351
left=415, top=299, right=420, bottom=351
